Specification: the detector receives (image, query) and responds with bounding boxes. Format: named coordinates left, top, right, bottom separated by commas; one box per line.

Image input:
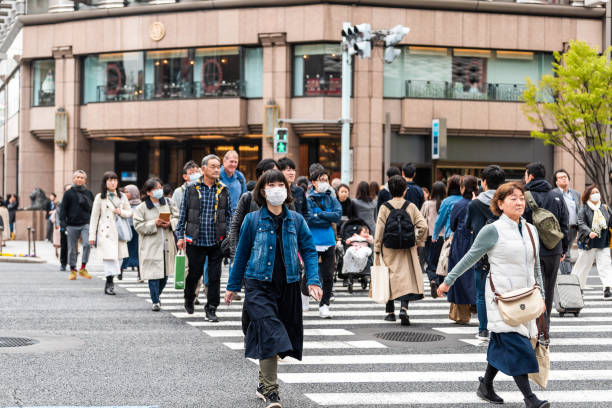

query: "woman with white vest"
left=89, top=171, right=133, bottom=295
left=437, top=182, right=548, bottom=408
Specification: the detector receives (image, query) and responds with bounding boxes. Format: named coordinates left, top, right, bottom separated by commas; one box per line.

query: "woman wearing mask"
left=89, top=171, right=133, bottom=295
left=120, top=184, right=142, bottom=281
left=337, top=184, right=356, bottom=231
left=573, top=185, right=612, bottom=298
left=352, top=181, right=377, bottom=235
left=446, top=175, right=479, bottom=324
left=421, top=181, right=447, bottom=297
left=307, top=168, right=342, bottom=319
left=133, top=178, right=178, bottom=311
left=438, top=182, right=548, bottom=408
left=225, top=170, right=322, bottom=408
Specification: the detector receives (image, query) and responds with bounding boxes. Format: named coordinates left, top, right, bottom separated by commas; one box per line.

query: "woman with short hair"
left=438, top=182, right=548, bottom=408
left=225, top=169, right=322, bottom=408
left=573, top=184, right=612, bottom=297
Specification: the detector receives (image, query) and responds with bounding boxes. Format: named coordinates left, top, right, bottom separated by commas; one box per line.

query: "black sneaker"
left=59, top=265, right=66, bottom=271
left=205, top=306, right=219, bottom=322
left=184, top=299, right=194, bottom=314
left=384, top=313, right=396, bottom=322
left=264, top=391, right=281, bottom=408
left=524, top=394, right=549, bottom=408
left=476, top=330, right=490, bottom=341
left=430, top=280, right=439, bottom=299
left=399, top=309, right=410, bottom=326
left=604, top=287, right=611, bottom=298
left=477, top=376, right=504, bottom=404
left=256, top=383, right=266, bottom=401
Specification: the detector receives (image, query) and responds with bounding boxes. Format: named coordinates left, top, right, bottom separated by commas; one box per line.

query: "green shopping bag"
left=174, top=251, right=186, bottom=290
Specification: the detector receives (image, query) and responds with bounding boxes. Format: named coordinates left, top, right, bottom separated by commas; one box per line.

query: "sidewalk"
left=1, top=240, right=104, bottom=267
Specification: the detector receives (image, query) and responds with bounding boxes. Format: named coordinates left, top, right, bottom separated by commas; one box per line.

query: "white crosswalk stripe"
left=110, top=267, right=612, bottom=406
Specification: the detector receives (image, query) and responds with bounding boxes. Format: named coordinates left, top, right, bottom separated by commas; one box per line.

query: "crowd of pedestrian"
left=23, top=151, right=612, bottom=408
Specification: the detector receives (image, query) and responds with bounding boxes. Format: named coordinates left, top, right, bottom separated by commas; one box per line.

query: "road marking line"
left=460, top=338, right=612, bottom=346
left=204, top=328, right=353, bottom=337
left=185, top=318, right=468, bottom=327
left=223, top=340, right=386, bottom=350
left=435, top=325, right=612, bottom=334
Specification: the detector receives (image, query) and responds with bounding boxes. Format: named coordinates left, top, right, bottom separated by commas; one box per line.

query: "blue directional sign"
left=431, top=118, right=446, bottom=160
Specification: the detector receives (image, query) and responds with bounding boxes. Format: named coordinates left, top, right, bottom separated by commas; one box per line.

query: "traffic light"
left=273, top=127, right=288, bottom=154
left=342, top=23, right=372, bottom=59
left=383, top=24, right=410, bottom=64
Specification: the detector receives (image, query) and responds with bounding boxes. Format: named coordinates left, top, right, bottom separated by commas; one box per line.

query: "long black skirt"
left=487, top=332, right=539, bottom=376
left=242, top=278, right=303, bottom=361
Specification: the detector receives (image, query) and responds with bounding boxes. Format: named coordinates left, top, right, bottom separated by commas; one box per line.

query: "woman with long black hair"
left=225, top=170, right=322, bottom=408
left=420, top=181, right=447, bottom=297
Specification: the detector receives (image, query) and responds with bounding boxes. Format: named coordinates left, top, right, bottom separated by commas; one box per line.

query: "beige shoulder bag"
left=489, top=224, right=545, bottom=327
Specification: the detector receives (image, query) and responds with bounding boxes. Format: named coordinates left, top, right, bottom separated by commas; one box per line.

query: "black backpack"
left=382, top=201, right=416, bottom=249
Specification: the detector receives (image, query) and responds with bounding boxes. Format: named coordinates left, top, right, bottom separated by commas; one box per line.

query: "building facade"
left=0, top=0, right=607, bottom=198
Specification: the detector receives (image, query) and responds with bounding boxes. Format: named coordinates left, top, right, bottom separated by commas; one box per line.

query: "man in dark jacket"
left=377, top=166, right=402, bottom=212
left=177, top=154, right=232, bottom=322
left=553, top=168, right=581, bottom=271
left=466, top=165, right=505, bottom=340
left=59, top=170, right=94, bottom=280
left=524, top=162, right=570, bottom=331
left=402, top=162, right=425, bottom=209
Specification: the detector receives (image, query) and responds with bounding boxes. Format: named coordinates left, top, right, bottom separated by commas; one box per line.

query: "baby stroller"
left=339, top=218, right=372, bottom=293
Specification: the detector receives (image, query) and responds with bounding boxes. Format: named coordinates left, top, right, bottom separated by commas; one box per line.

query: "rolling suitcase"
left=554, top=274, right=584, bottom=317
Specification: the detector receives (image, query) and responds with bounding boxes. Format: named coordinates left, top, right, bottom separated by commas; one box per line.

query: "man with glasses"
left=307, top=167, right=342, bottom=318
left=553, top=169, right=581, bottom=269
left=177, top=155, right=232, bottom=322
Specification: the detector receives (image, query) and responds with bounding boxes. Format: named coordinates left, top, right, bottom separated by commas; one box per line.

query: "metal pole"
left=27, top=226, right=31, bottom=256
left=341, top=21, right=353, bottom=185
left=32, top=229, right=37, bottom=258
left=384, top=112, right=391, bottom=180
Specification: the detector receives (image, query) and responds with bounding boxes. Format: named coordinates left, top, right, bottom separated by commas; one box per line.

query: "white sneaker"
left=301, top=294, right=310, bottom=312
left=319, top=304, right=331, bottom=319
left=152, top=303, right=161, bottom=312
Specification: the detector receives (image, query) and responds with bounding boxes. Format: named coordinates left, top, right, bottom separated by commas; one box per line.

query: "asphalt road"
left=1, top=260, right=611, bottom=408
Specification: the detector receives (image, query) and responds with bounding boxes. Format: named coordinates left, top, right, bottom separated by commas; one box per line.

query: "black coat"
left=524, top=179, right=570, bottom=256
left=576, top=203, right=612, bottom=249
left=466, top=199, right=498, bottom=238
left=404, top=181, right=425, bottom=210
left=59, top=186, right=94, bottom=228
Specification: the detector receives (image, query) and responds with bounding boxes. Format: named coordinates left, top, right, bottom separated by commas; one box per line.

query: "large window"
left=7, top=71, right=19, bottom=119
left=294, top=44, right=343, bottom=97
left=83, top=46, right=262, bottom=104
left=32, top=59, right=55, bottom=107
left=84, top=52, right=144, bottom=103
left=384, top=47, right=554, bottom=101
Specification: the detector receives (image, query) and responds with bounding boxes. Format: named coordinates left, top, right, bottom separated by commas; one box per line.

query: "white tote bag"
left=369, top=255, right=390, bottom=304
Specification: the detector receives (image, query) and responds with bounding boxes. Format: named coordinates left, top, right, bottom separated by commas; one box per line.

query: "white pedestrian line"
left=304, top=390, right=612, bottom=406
left=279, top=369, right=612, bottom=383
left=137, top=294, right=446, bottom=303
left=203, top=328, right=353, bottom=337
left=435, top=325, right=612, bottom=334
left=185, top=318, right=471, bottom=327
left=264, top=351, right=612, bottom=365
left=172, top=309, right=460, bottom=318
left=460, top=338, right=612, bottom=347
left=223, top=340, right=386, bottom=350
left=153, top=303, right=451, bottom=311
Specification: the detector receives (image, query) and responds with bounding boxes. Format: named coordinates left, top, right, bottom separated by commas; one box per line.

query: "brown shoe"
left=78, top=268, right=92, bottom=279
left=68, top=270, right=77, bottom=280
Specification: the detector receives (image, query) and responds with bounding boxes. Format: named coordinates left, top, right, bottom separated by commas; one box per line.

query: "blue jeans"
left=474, top=267, right=487, bottom=332
left=148, top=277, right=168, bottom=304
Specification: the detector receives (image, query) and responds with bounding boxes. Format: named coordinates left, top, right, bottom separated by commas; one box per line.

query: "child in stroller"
left=340, top=219, right=373, bottom=293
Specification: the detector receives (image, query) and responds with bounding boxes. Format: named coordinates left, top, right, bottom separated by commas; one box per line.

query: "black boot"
left=476, top=377, right=504, bottom=404
left=104, top=276, right=116, bottom=295
left=184, top=297, right=195, bottom=314
left=205, top=305, right=219, bottom=322
left=524, top=394, right=549, bottom=408
left=118, top=269, right=123, bottom=281
left=604, top=287, right=611, bottom=298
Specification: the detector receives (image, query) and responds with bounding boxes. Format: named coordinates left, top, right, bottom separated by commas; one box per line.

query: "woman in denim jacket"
left=225, top=170, right=322, bottom=408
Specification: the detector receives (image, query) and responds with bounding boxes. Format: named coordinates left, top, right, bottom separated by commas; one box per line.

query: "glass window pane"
left=83, top=52, right=144, bottom=103
left=294, top=44, right=342, bottom=97
left=192, top=47, right=241, bottom=98
left=145, top=49, right=194, bottom=99
left=32, top=60, right=55, bottom=107
left=7, top=71, right=19, bottom=118
left=243, top=47, right=263, bottom=98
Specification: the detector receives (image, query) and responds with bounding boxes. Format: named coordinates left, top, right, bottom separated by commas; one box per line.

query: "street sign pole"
left=341, top=22, right=353, bottom=185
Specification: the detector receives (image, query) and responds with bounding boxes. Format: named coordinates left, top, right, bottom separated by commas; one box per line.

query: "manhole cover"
left=375, top=331, right=445, bottom=342
left=0, top=337, right=39, bottom=347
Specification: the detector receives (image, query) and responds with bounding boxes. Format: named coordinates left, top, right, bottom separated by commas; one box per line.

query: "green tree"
left=522, top=40, right=612, bottom=202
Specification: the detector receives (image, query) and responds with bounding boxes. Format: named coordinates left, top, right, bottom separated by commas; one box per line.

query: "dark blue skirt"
left=121, top=226, right=139, bottom=269
left=242, top=278, right=303, bottom=361
left=487, top=332, right=538, bottom=376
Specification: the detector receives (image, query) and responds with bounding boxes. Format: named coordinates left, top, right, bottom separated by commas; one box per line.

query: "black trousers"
left=540, top=254, right=561, bottom=330
left=60, top=229, right=68, bottom=267
left=318, top=247, right=336, bottom=306
left=185, top=244, right=223, bottom=309
left=385, top=296, right=409, bottom=313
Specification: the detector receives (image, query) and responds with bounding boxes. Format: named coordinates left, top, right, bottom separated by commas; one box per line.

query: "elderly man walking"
left=176, top=155, right=232, bottom=322
left=219, top=150, right=247, bottom=215
left=60, top=170, right=94, bottom=280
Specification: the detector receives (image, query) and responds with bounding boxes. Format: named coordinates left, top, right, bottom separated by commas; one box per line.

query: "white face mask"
left=591, top=193, right=601, bottom=203
left=188, top=172, right=201, bottom=183
left=317, top=182, right=330, bottom=193
left=152, top=189, right=164, bottom=199
left=265, top=187, right=287, bottom=206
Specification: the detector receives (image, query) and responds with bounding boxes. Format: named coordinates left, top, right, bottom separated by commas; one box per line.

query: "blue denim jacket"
left=226, top=206, right=321, bottom=292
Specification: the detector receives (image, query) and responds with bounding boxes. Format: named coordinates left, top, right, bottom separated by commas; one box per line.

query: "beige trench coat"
left=374, top=197, right=428, bottom=300
left=89, top=193, right=132, bottom=260
left=133, top=198, right=178, bottom=281
left=0, top=206, right=9, bottom=241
